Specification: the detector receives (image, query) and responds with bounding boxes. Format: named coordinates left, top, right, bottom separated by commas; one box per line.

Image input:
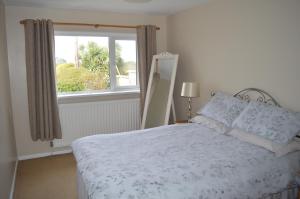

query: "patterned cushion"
left=198, top=92, right=248, bottom=126
left=233, top=101, right=300, bottom=144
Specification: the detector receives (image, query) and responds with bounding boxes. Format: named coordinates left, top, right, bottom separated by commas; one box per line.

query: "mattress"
left=72, top=124, right=300, bottom=199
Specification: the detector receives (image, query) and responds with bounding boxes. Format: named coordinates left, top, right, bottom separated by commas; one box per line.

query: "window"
left=54, top=31, right=138, bottom=96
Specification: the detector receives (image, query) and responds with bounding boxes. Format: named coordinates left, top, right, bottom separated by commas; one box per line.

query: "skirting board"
left=9, top=160, right=18, bottom=199
left=18, top=149, right=72, bottom=161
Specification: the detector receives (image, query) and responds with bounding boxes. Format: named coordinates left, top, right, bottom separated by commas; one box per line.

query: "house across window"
left=54, top=32, right=138, bottom=96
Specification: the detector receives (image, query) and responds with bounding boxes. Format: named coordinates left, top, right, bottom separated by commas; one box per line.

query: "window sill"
left=57, top=90, right=140, bottom=104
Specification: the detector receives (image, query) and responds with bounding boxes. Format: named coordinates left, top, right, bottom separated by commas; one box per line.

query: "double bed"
left=72, top=89, right=300, bottom=199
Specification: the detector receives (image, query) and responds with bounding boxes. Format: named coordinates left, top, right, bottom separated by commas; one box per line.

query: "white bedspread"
left=72, top=124, right=300, bottom=199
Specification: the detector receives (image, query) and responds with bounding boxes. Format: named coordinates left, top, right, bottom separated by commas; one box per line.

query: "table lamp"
left=181, top=82, right=200, bottom=121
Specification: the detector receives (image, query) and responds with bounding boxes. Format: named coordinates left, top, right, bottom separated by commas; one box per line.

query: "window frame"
left=54, top=30, right=139, bottom=98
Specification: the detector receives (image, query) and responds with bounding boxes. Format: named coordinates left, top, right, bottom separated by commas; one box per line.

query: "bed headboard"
left=211, top=88, right=281, bottom=107
left=233, top=88, right=281, bottom=107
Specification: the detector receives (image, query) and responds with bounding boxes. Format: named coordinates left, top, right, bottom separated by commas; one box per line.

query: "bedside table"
left=175, top=120, right=189, bottom=124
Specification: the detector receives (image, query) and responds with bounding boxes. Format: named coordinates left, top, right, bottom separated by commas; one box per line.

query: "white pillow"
left=229, top=128, right=300, bottom=157
left=199, top=92, right=248, bottom=127
left=190, top=115, right=229, bottom=134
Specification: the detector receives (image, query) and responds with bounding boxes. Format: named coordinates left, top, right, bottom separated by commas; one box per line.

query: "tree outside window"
left=55, top=34, right=137, bottom=95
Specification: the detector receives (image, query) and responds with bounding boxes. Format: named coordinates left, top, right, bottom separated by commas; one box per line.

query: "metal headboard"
left=211, top=88, right=281, bottom=107
left=233, top=88, right=281, bottom=107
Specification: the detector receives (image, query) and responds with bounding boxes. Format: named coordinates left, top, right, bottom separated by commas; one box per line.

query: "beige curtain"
left=24, top=19, right=62, bottom=141
left=137, top=25, right=157, bottom=118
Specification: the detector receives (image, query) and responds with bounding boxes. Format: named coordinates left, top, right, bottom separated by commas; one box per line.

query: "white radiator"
left=53, top=98, right=140, bottom=148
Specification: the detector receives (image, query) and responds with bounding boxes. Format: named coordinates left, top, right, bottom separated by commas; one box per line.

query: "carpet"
left=14, top=153, right=77, bottom=199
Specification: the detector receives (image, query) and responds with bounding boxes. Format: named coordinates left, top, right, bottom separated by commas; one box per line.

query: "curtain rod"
left=19, top=20, right=160, bottom=30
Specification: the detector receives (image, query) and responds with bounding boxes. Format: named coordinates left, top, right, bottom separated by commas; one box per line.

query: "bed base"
left=77, top=170, right=89, bottom=199
left=77, top=167, right=299, bottom=199
left=264, top=184, right=299, bottom=199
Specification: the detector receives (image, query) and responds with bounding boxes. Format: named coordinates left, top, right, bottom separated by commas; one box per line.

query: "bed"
left=72, top=88, right=300, bottom=199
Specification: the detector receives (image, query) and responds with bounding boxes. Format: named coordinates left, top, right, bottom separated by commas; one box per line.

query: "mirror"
left=141, top=52, right=179, bottom=129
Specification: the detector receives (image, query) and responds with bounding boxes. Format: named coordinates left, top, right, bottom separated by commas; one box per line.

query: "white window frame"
left=54, top=30, right=139, bottom=98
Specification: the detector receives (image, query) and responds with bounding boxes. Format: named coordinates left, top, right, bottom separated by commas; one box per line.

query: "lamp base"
left=187, top=97, right=192, bottom=122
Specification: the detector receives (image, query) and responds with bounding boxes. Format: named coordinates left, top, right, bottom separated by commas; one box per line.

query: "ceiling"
left=4, top=0, right=208, bottom=15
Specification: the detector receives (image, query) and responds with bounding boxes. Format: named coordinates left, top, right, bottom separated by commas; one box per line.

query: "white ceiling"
left=4, top=0, right=208, bottom=15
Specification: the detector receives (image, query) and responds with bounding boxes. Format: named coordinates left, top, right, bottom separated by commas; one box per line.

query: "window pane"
left=55, top=36, right=110, bottom=95
left=115, top=40, right=137, bottom=87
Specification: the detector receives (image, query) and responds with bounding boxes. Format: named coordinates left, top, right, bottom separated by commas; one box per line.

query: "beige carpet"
left=14, top=153, right=77, bottom=199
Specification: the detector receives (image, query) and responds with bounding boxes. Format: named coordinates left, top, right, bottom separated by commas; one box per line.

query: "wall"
left=0, top=2, right=17, bottom=199
left=7, top=0, right=300, bottom=157
left=5, top=5, right=168, bottom=157
left=167, top=0, right=300, bottom=119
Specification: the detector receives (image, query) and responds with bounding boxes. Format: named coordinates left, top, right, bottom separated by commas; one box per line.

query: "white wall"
left=0, top=2, right=17, bottom=199
left=167, top=0, right=300, bottom=120
left=5, top=5, right=168, bottom=157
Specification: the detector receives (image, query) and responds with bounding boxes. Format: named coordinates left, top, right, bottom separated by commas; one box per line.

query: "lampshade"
left=181, top=82, right=200, bottom=98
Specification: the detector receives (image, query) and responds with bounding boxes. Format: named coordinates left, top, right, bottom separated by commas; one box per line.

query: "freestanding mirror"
left=141, top=52, right=179, bottom=129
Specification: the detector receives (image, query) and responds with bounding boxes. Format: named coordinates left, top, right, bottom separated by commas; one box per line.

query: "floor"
left=14, top=153, right=77, bottom=199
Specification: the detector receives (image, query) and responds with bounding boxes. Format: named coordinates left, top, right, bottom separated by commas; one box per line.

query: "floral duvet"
left=72, top=124, right=300, bottom=199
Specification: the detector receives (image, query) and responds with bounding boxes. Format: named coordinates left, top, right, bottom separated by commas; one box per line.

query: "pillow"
left=272, top=139, right=300, bottom=157
left=190, top=115, right=229, bottom=134
left=229, top=128, right=300, bottom=157
left=232, top=101, right=300, bottom=144
left=198, top=92, right=248, bottom=126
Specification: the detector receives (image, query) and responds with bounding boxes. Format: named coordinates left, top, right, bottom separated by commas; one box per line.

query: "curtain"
left=136, top=25, right=157, bottom=119
left=24, top=19, right=62, bottom=141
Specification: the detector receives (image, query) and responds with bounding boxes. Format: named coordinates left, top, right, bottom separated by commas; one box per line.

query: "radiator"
left=53, top=98, right=140, bottom=148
